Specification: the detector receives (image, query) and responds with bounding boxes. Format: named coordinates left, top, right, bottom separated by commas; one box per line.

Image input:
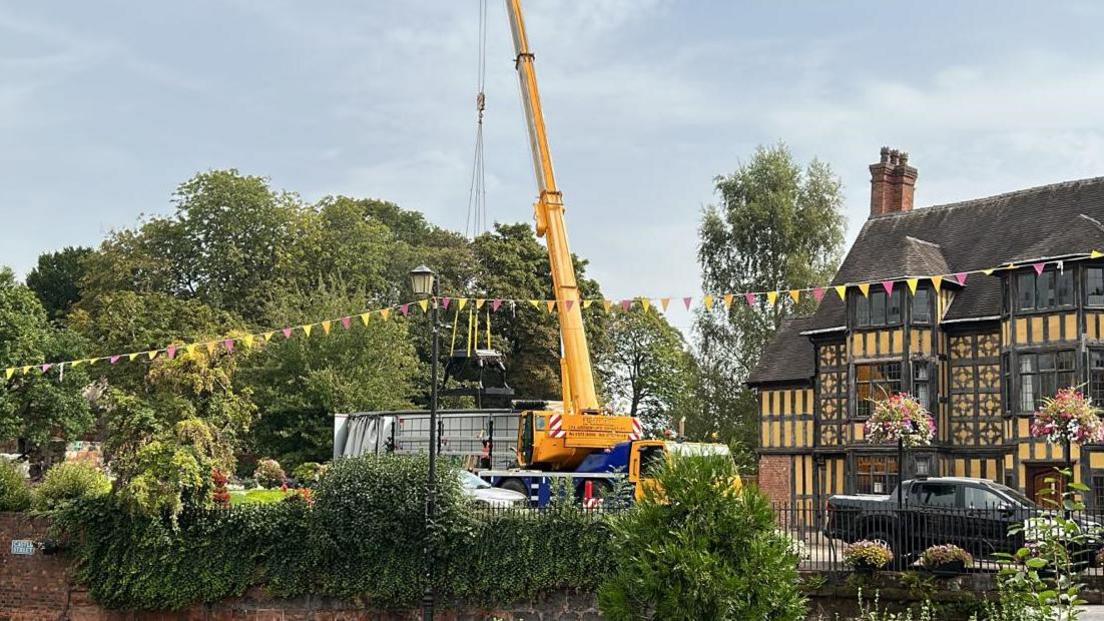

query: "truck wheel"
left=499, top=478, right=529, bottom=498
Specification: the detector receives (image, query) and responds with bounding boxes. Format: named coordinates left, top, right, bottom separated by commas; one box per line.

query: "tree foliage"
left=25, top=246, right=93, bottom=320
left=598, top=309, right=695, bottom=433
left=690, top=143, right=845, bottom=455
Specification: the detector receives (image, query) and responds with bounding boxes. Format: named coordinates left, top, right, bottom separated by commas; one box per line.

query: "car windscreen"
left=990, top=482, right=1034, bottom=507
left=459, top=471, right=491, bottom=489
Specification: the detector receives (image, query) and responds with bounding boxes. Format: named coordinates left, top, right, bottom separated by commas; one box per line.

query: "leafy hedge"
left=57, top=454, right=614, bottom=610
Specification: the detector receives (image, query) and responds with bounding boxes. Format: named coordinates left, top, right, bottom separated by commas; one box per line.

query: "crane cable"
left=464, top=0, right=489, bottom=239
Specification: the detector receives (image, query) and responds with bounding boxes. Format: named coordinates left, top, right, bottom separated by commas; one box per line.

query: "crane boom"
left=505, top=0, right=599, bottom=415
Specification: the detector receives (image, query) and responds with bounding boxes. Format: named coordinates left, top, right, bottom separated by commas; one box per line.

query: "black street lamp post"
left=410, top=265, right=439, bottom=621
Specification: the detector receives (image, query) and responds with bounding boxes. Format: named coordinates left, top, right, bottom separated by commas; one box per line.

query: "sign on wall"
left=10, top=539, right=34, bottom=555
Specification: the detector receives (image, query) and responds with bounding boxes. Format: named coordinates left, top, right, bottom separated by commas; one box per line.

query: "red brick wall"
left=0, top=512, right=601, bottom=621
left=758, top=455, right=792, bottom=505
left=1, top=512, right=70, bottom=619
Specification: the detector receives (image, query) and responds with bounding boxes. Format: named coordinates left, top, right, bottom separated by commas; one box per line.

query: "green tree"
left=25, top=246, right=93, bottom=319
left=237, top=282, right=421, bottom=468
left=0, top=268, right=93, bottom=469
left=598, top=309, right=695, bottom=433
left=690, top=143, right=845, bottom=453
left=598, top=455, right=806, bottom=620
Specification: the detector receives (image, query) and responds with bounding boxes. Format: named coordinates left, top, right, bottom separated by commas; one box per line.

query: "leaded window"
left=856, top=362, right=902, bottom=417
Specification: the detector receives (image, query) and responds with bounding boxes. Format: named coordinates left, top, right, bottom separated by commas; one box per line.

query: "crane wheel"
left=499, top=478, right=529, bottom=499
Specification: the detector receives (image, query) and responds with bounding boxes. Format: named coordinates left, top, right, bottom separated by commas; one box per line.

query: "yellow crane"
left=504, top=0, right=640, bottom=470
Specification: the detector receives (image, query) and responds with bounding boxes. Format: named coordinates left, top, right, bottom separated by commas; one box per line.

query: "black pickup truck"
left=825, top=476, right=1098, bottom=563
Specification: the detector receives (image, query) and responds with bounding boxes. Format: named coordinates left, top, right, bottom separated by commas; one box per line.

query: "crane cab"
left=628, top=440, right=740, bottom=502
left=515, top=404, right=639, bottom=471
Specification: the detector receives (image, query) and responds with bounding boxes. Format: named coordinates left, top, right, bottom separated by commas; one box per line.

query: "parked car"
left=459, top=470, right=527, bottom=507
left=825, top=476, right=1099, bottom=565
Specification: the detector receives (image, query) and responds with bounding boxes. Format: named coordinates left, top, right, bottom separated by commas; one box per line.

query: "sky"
left=4, top=1, right=1104, bottom=337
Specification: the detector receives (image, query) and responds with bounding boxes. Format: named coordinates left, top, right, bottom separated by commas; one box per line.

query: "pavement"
left=1084, top=607, right=1104, bottom=619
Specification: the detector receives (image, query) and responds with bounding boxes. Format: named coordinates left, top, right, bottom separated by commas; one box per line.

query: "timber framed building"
left=748, top=148, right=1104, bottom=509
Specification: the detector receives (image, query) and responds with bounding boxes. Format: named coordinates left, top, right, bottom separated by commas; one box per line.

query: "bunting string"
left=3, top=250, right=1101, bottom=384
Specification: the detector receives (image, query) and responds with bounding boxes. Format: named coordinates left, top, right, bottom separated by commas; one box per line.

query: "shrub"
left=919, top=544, right=972, bottom=569
left=253, top=459, right=285, bottom=488
left=0, top=459, right=32, bottom=511
left=598, top=455, right=806, bottom=621
left=34, top=462, right=110, bottom=511
left=291, top=461, right=325, bottom=487
left=844, top=540, right=894, bottom=569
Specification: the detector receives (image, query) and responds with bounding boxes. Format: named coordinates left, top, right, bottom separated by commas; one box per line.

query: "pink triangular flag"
left=282, top=327, right=293, bottom=339
left=744, top=292, right=757, bottom=306
left=110, top=355, right=121, bottom=365
left=954, top=272, right=968, bottom=286
left=441, top=297, right=451, bottom=309
left=167, top=346, right=176, bottom=360
left=341, top=316, right=352, bottom=330
left=683, top=297, right=693, bottom=310
left=41, top=364, right=52, bottom=373
left=620, top=299, right=632, bottom=311
left=399, top=304, right=410, bottom=316
left=491, top=299, right=503, bottom=312
left=565, top=300, right=574, bottom=312
left=1033, top=262, right=1046, bottom=275
left=223, top=339, right=235, bottom=353
left=812, top=287, right=826, bottom=303
left=881, top=280, right=894, bottom=295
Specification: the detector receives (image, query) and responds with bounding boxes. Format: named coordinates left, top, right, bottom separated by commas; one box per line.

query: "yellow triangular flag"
left=206, top=341, right=218, bottom=354
left=641, top=298, right=651, bottom=312
left=789, top=290, right=801, bottom=304
left=71, top=359, right=84, bottom=368
left=982, top=268, right=995, bottom=276
left=129, top=353, right=140, bottom=361
left=602, top=299, right=613, bottom=312
left=858, top=283, right=870, bottom=298
left=475, top=299, right=485, bottom=309
left=321, top=321, right=331, bottom=335
left=185, top=344, right=197, bottom=357
left=147, top=350, right=158, bottom=360
left=546, top=300, right=556, bottom=313
left=263, top=332, right=274, bottom=343
left=380, top=309, right=391, bottom=321
left=21, top=366, right=31, bottom=375
left=931, top=275, right=943, bottom=292
left=4, top=368, right=13, bottom=380
left=767, top=291, right=779, bottom=306
left=703, top=295, right=714, bottom=310
left=1092, top=250, right=1103, bottom=259
left=89, top=358, right=101, bottom=365
left=418, top=300, right=429, bottom=313
left=583, top=299, right=593, bottom=309
left=834, top=285, right=847, bottom=300
left=360, top=312, right=371, bottom=326
left=722, top=294, right=734, bottom=309
left=529, top=300, right=541, bottom=309
left=243, top=334, right=255, bottom=348
left=906, top=278, right=919, bottom=294
left=660, top=298, right=671, bottom=312
left=302, top=324, right=314, bottom=337
left=458, top=298, right=469, bottom=311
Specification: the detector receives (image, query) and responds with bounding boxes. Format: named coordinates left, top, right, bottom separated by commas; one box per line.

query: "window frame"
left=852, top=289, right=904, bottom=329
left=1016, top=268, right=1075, bottom=313
left=1018, top=349, right=1077, bottom=413
left=1087, top=267, right=1104, bottom=307
left=855, top=455, right=898, bottom=495
left=855, top=361, right=903, bottom=418
left=911, top=287, right=932, bottom=324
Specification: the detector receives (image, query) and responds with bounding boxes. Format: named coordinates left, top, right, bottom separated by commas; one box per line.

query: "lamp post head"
left=409, top=265, right=435, bottom=297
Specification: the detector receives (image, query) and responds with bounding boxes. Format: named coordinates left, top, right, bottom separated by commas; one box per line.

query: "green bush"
left=34, top=462, right=111, bottom=511
left=598, top=455, right=806, bottom=621
left=58, top=454, right=613, bottom=611
left=290, top=461, right=324, bottom=487
left=0, top=459, right=32, bottom=511
left=253, top=458, right=285, bottom=488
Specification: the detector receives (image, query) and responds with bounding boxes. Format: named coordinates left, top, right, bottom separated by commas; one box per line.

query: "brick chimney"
left=869, top=147, right=918, bottom=217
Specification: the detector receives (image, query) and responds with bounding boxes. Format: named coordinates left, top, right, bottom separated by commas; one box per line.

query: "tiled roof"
left=746, top=316, right=816, bottom=385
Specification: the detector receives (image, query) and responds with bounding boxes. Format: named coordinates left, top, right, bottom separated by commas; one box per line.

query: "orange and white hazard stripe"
left=628, top=417, right=643, bottom=441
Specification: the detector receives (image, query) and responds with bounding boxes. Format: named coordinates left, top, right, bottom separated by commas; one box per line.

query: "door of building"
left=1025, top=464, right=1066, bottom=507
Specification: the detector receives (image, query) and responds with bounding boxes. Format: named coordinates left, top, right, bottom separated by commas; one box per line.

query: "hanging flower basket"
left=864, top=393, right=935, bottom=447
left=1030, top=388, right=1104, bottom=446
left=844, top=540, right=893, bottom=573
